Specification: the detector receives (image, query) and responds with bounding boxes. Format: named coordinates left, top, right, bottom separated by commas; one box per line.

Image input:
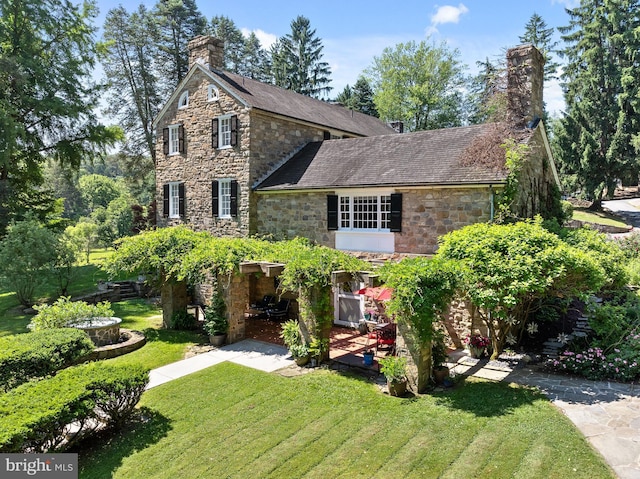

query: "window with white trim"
left=207, top=84, right=219, bottom=101
left=219, top=115, right=231, bottom=148
left=168, top=125, right=180, bottom=155
left=178, top=91, right=189, bottom=109
left=219, top=179, right=232, bottom=217
left=339, top=194, right=391, bottom=230
left=169, top=182, right=181, bottom=218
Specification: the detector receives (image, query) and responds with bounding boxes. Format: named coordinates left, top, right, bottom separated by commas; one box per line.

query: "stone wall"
left=394, top=187, right=494, bottom=254
left=255, top=186, right=493, bottom=255
left=444, top=297, right=487, bottom=349
left=512, top=128, right=559, bottom=219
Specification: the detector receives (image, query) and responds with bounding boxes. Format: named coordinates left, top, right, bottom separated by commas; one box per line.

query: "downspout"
left=489, top=185, right=495, bottom=222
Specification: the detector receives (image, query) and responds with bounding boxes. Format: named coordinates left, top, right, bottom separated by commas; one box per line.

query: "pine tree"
left=351, top=77, right=378, bottom=117
left=210, top=15, right=245, bottom=73
left=271, top=16, right=332, bottom=98
left=519, top=12, right=560, bottom=81
left=466, top=57, right=506, bottom=124
left=102, top=5, right=161, bottom=164
left=554, top=0, right=640, bottom=205
left=153, top=0, right=207, bottom=92
left=239, top=32, right=271, bottom=82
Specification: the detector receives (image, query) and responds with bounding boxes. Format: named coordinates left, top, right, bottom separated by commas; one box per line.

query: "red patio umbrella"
left=356, top=286, right=392, bottom=302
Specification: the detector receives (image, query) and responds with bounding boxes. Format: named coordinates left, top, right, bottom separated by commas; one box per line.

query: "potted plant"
left=280, top=319, right=310, bottom=366
left=465, top=333, right=490, bottom=358
left=204, top=294, right=228, bottom=347
left=432, top=332, right=450, bottom=384
left=378, top=355, right=408, bottom=396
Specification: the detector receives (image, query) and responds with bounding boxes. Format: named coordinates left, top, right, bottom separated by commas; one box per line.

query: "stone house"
left=154, top=38, right=559, bottom=258
left=153, top=37, right=560, bottom=335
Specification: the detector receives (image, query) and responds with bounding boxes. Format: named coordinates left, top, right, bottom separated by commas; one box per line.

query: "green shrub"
left=626, top=259, right=640, bottom=286
left=615, top=231, right=640, bottom=259
left=171, top=310, right=197, bottom=330
left=0, top=329, right=94, bottom=392
left=203, top=293, right=228, bottom=335
left=0, top=362, right=149, bottom=452
left=30, top=297, right=114, bottom=331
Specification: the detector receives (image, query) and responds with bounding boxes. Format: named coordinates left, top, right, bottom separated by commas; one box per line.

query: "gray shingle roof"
left=255, top=123, right=509, bottom=191
left=214, top=70, right=396, bottom=137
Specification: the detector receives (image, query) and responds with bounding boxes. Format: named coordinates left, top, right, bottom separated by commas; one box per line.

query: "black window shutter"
left=323, top=130, right=331, bottom=140
left=162, top=184, right=170, bottom=217
left=230, top=180, right=238, bottom=217
left=162, top=128, right=169, bottom=155
left=230, top=115, right=238, bottom=147
left=390, top=193, right=402, bottom=232
left=212, top=180, right=219, bottom=217
left=178, top=182, right=185, bottom=217
left=211, top=119, right=218, bottom=148
left=178, top=125, right=185, bottom=153
left=327, top=195, right=338, bottom=230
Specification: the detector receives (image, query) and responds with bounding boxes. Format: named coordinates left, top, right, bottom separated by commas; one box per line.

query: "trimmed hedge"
left=0, top=362, right=149, bottom=452
left=0, top=329, right=94, bottom=392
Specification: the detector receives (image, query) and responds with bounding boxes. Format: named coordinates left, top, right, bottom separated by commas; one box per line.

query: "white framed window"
left=219, top=179, right=232, bottom=217
left=169, top=182, right=181, bottom=218
left=168, top=125, right=180, bottom=155
left=212, top=178, right=237, bottom=218
left=219, top=115, right=231, bottom=148
left=339, top=194, right=392, bottom=230
left=178, top=91, right=189, bottom=109
left=207, top=84, right=219, bottom=101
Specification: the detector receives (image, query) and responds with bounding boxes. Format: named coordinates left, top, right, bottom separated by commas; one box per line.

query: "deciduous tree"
left=366, top=40, right=466, bottom=131
left=0, top=0, right=120, bottom=235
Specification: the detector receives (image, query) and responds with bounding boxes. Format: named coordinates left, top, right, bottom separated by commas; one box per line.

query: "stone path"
left=452, top=355, right=640, bottom=479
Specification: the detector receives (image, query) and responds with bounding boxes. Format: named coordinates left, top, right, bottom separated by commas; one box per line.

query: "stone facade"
left=256, top=186, right=494, bottom=255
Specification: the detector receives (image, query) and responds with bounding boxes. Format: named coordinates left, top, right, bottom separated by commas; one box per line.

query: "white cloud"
left=551, top=0, right=580, bottom=8
left=240, top=28, right=278, bottom=50
left=431, top=3, right=469, bottom=26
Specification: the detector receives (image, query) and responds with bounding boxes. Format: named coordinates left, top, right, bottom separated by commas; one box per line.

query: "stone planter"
left=469, top=346, right=484, bottom=358
left=209, top=334, right=226, bottom=347
left=294, top=355, right=310, bottom=366
left=433, top=366, right=450, bottom=385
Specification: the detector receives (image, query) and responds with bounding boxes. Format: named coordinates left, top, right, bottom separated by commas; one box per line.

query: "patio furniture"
left=376, top=323, right=396, bottom=353
left=266, top=299, right=290, bottom=321
left=245, top=295, right=275, bottom=319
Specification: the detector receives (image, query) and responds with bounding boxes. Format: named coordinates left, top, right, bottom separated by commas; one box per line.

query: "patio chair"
left=245, top=295, right=275, bottom=319
left=376, top=323, right=396, bottom=353
left=266, top=299, right=290, bottom=321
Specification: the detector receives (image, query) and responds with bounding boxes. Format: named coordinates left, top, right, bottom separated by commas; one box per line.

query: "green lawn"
left=77, top=363, right=614, bottom=479
left=573, top=207, right=629, bottom=228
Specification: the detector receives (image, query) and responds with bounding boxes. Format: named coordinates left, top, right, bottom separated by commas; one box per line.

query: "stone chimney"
left=506, top=45, right=544, bottom=129
left=188, top=35, right=224, bottom=70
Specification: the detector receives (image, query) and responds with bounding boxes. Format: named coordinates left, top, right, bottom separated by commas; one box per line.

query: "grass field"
left=573, top=207, right=629, bottom=228
left=76, top=363, right=614, bottom=479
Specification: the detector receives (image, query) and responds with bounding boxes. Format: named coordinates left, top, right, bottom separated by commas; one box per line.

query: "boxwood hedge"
left=0, top=362, right=149, bottom=452
left=0, top=328, right=94, bottom=392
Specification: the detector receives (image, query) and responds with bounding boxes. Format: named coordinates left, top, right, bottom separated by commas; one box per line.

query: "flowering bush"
left=549, top=333, right=640, bottom=382
left=465, top=334, right=490, bottom=349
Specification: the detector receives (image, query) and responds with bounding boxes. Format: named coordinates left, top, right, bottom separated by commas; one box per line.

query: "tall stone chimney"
left=188, top=35, right=224, bottom=70
left=506, top=45, right=544, bottom=129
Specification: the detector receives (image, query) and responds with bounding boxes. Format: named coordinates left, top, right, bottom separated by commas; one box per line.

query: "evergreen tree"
left=102, top=5, right=161, bottom=164
left=271, top=16, right=332, bottom=98
left=239, top=32, right=271, bottom=81
left=210, top=15, right=245, bottom=73
left=554, top=0, right=640, bottom=205
left=366, top=40, right=466, bottom=131
left=0, top=0, right=120, bottom=235
left=334, top=85, right=353, bottom=107
left=519, top=12, right=560, bottom=81
left=351, top=77, right=378, bottom=117
left=153, top=0, right=207, bottom=92
left=465, top=57, right=506, bottom=124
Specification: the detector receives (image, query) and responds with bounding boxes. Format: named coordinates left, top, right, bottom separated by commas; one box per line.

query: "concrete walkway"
left=453, top=356, right=640, bottom=479
left=147, top=339, right=294, bottom=389
left=148, top=340, right=640, bottom=479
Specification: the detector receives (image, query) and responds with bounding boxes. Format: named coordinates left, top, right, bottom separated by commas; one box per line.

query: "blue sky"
left=93, top=0, right=580, bottom=117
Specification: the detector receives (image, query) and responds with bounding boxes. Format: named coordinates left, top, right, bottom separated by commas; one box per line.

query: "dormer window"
left=207, top=84, right=219, bottom=102
left=178, top=91, right=189, bottom=109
